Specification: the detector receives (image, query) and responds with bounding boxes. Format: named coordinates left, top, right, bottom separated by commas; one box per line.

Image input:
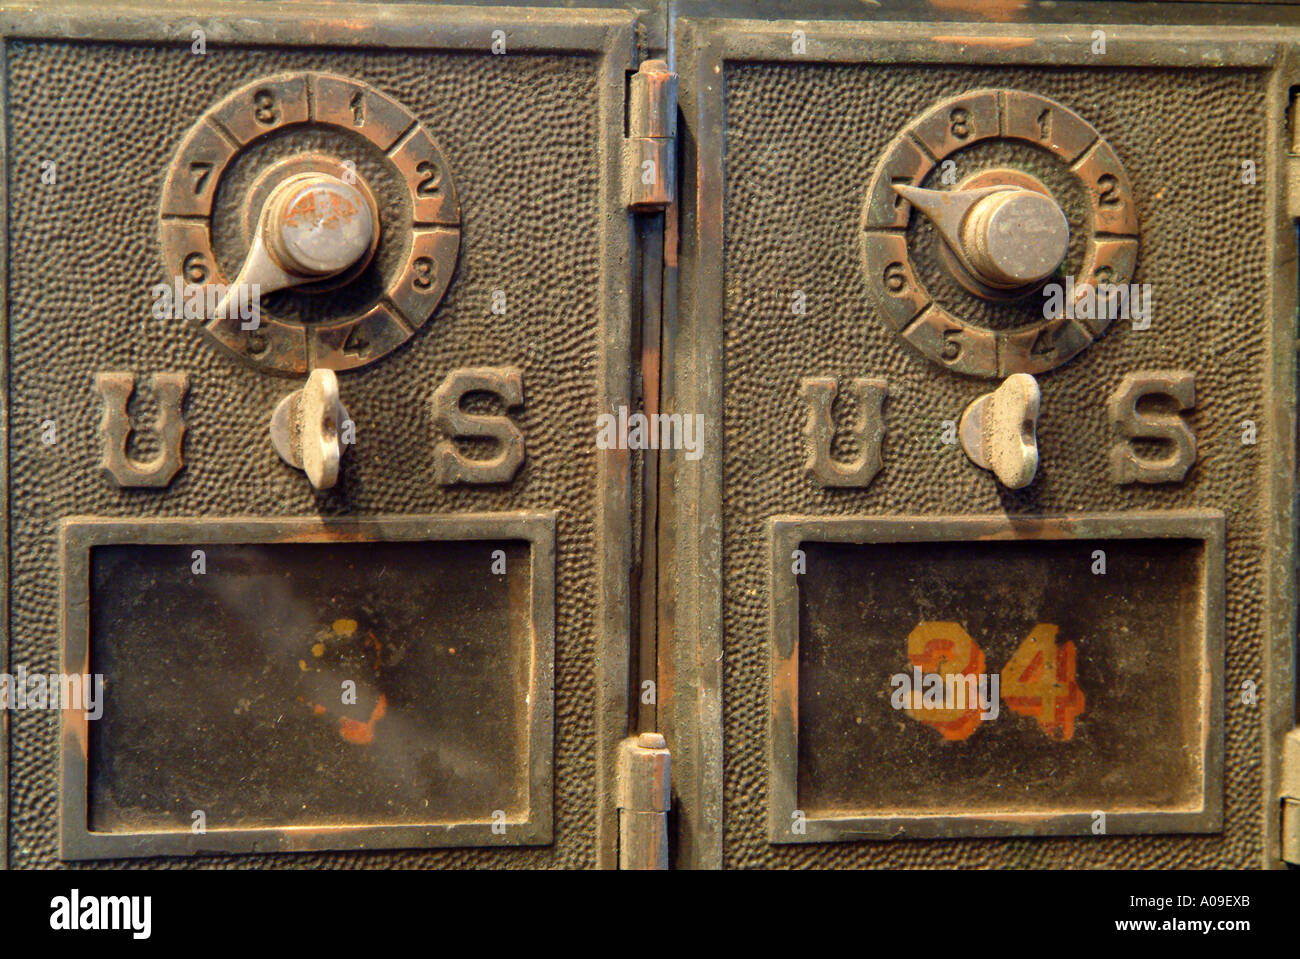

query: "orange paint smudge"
left=339, top=694, right=388, bottom=745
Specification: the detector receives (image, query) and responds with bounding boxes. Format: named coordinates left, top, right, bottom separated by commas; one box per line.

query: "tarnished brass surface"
left=2, top=0, right=1299, bottom=874
left=666, top=16, right=1297, bottom=872
left=2, top=3, right=638, bottom=870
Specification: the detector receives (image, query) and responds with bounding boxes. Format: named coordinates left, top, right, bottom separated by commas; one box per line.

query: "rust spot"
left=68, top=649, right=92, bottom=760
left=339, top=694, right=388, bottom=745
left=284, top=187, right=359, bottom=230
left=664, top=204, right=680, bottom=268
left=929, top=0, right=1028, bottom=22
left=772, top=653, right=798, bottom=727
left=280, top=528, right=372, bottom=544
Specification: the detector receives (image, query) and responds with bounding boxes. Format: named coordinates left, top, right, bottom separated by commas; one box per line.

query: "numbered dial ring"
left=159, top=72, right=460, bottom=374
left=861, top=90, right=1138, bottom=378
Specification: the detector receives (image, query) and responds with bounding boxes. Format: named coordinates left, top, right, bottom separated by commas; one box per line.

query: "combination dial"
left=159, top=72, right=461, bottom=375
left=861, top=90, right=1139, bottom=378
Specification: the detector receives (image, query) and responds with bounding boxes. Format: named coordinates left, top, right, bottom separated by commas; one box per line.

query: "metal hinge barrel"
left=625, top=60, right=677, bottom=212
left=1287, top=90, right=1300, bottom=219
left=616, top=732, right=671, bottom=869
left=1283, top=727, right=1300, bottom=864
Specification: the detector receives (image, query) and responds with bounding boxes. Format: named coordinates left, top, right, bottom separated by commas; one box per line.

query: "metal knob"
left=270, top=368, right=351, bottom=490
left=959, top=373, right=1040, bottom=489
left=894, top=183, right=1069, bottom=292
left=215, top=171, right=379, bottom=318
left=960, top=189, right=1069, bottom=289
left=264, top=175, right=374, bottom=277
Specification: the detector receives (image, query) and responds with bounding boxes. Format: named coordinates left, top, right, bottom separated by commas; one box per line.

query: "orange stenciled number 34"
left=903, top=621, right=1085, bottom=741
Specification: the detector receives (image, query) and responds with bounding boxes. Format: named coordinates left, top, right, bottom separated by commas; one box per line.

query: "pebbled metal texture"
left=720, top=63, right=1268, bottom=867
left=6, top=40, right=601, bottom=868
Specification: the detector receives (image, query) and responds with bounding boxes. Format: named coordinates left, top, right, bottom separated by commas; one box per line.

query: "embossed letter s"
left=432, top=366, right=526, bottom=486
left=1107, top=370, right=1197, bottom=485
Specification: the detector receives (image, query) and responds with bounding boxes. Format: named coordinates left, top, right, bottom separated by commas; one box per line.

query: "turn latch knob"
left=959, top=373, right=1041, bottom=489
left=270, top=368, right=351, bottom=490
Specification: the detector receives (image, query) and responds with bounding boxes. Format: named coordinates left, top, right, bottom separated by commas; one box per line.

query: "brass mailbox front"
left=60, top=514, right=554, bottom=859
left=1, top=4, right=637, bottom=869
left=662, top=16, right=1298, bottom=870
left=3, top=0, right=1300, bottom=875
left=768, top=512, right=1224, bottom=842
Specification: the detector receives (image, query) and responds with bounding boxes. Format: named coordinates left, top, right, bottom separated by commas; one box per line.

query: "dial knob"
left=893, top=183, right=1069, bottom=292
left=160, top=72, right=463, bottom=374
left=862, top=90, right=1138, bottom=378
left=265, top=174, right=375, bottom=277
left=960, top=188, right=1069, bottom=289
left=215, top=169, right=382, bottom=320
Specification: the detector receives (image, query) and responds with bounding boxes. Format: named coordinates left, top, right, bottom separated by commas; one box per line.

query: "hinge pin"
left=616, top=732, right=671, bottom=869
left=1283, top=727, right=1300, bottom=865
left=626, top=60, right=677, bottom=212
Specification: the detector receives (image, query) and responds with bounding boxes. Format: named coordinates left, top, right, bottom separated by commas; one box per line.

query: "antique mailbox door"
left=0, top=4, right=638, bottom=868
left=663, top=18, right=1299, bottom=869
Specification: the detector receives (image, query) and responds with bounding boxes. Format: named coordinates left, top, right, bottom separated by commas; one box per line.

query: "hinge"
left=1287, top=158, right=1300, bottom=220
left=616, top=732, right=671, bottom=869
left=1283, top=727, right=1300, bottom=865
left=625, top=59, right=676, bottom=212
